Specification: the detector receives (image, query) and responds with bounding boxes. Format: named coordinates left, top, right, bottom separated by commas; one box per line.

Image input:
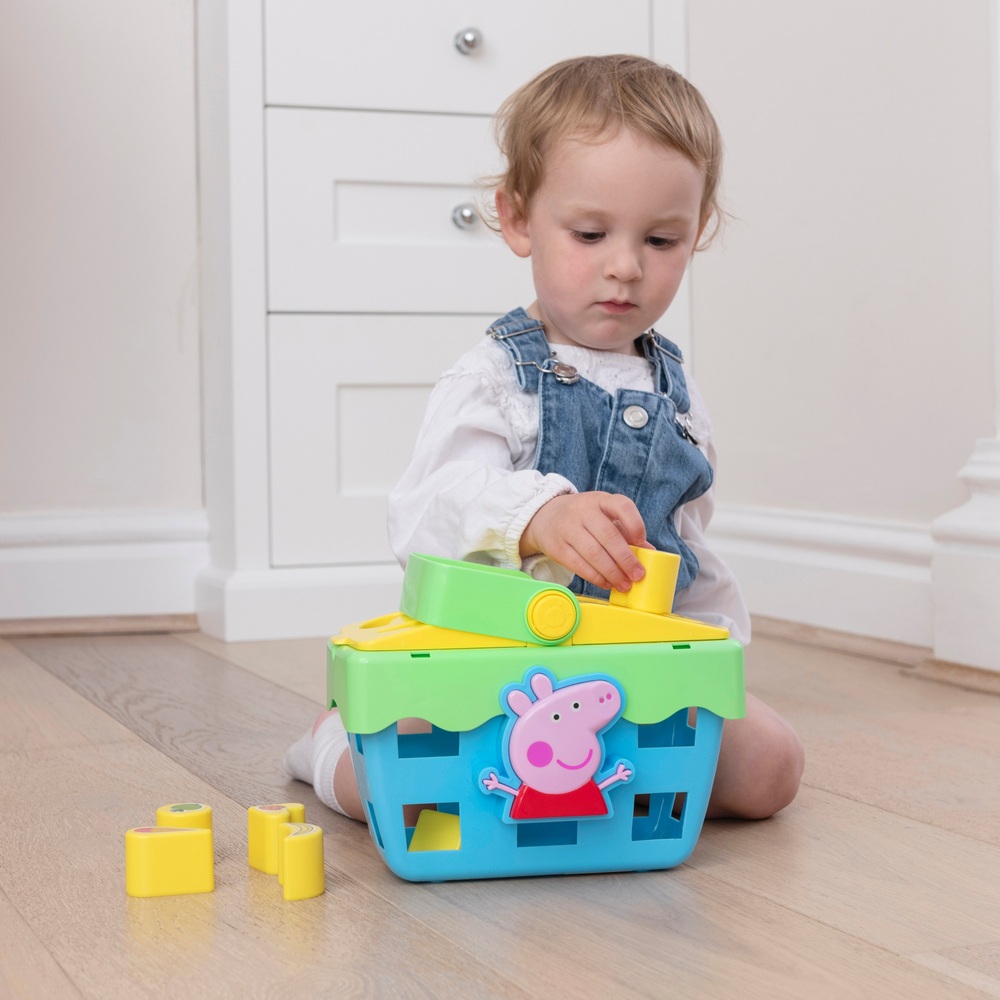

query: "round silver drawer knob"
left=454, top=27, right=482, bottom=55
left=451, top=203, right=479, bottom=230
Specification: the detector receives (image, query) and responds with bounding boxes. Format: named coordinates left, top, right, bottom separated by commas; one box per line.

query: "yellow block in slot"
left=248, top=803, right=306, bottom=873
left=156, top=802, right=212, bottom=830
left=125, top=826, right=214, bottom=897
left=408, top=809, right=461, bottom=852
left=277, top=823, right=325, bottom=900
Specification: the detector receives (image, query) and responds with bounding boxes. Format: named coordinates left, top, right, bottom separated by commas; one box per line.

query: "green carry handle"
left=400, top=555, right=581, bottom=646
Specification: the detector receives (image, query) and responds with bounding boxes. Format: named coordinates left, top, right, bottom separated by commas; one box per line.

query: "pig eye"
left=551, top=713, right=561, bottom=722
left=572, top=702, right=581, bottom=711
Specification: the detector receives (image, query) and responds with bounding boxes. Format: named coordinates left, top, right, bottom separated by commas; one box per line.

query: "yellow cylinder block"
left=278, top=823, right=325, bottom=900
left=609, top=547, right=680, bottom=615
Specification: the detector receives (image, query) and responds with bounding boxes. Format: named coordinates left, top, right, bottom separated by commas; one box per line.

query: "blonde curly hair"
left=489, top=54, right=724, bottom=246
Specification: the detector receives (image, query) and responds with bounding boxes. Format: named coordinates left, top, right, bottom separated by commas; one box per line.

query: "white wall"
left=2, top=1, right=998, bottom=667
left=690, top=0, right=995, bottom=521
left=686, top=0, right=1000, bottom=659
left=0, top=0, right=206, bottom=618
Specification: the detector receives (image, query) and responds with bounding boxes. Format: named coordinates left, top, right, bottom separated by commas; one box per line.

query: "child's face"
left=499, top=129, right=706, bottom=354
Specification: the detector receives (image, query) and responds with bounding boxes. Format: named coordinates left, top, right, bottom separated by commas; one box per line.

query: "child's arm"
left=388, top=360, right=580, bottom=577
left=519, top=492, right=651, bottom=594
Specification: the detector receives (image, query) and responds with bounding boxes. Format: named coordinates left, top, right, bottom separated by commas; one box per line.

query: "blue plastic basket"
left=329, top=638, right=744, bottom=882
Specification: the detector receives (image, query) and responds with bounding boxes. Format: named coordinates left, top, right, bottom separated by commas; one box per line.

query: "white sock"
left=283, top=711, right=352, bottom=817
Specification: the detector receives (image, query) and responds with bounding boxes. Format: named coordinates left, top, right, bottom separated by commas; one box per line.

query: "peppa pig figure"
left=481, top=667, right=634, bottom=821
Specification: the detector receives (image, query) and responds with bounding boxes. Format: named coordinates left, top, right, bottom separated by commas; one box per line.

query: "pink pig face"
left=505, top=670, right=624, bottom=796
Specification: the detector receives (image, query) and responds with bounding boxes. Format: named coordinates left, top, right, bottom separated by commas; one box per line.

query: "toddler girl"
left=286, top=54, right=804, bottom=822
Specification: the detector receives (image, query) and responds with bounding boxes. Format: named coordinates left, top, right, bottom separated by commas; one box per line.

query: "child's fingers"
left=591, top=495, right=650, bottom=587
left=557, top=543, right=616, bottom=593
left=576, top=545, right=622, bottom=592
left=520, top=492, right=651, bottom=591
left=583, top=529, right=642, bottom=592
left=568, top=521, right=642, bottom=592
left=539, top=527, right=619, bottom=591
left=599, top=494, right=648, bottom=549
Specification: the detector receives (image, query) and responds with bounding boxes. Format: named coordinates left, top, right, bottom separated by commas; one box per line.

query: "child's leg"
left=284, top=712, right=432, bottom=823
left=283, top=710, right=366, bottom=821
left=706, top=692, right=804, bottom=820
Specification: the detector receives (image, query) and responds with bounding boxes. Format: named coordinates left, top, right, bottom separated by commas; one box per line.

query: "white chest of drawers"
left=196, top=0, right=688, bottom=639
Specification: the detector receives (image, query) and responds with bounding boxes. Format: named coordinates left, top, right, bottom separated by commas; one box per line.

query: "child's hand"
left=520, top=492, right=652, bottom=592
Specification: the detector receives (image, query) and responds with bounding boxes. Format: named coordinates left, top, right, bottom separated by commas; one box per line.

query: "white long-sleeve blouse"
left=387, top=332, right=751, bottom=645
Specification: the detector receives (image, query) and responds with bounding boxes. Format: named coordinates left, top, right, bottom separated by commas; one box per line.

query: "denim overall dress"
left=488, top=307, right=714, bottom=602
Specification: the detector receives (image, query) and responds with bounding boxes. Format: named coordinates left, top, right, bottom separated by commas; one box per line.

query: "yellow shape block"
left=407, top=809, right=461, bottom=852
left=572, top=600, right=728, bottom=645
left=277, top=823, right=325, bottom=900
left=156, top=802, right=212, bottom=830
left=125, top=826, right=214, bottom=897
left=610, top=547, right=679, bottom=615
left=248, top=803, right=306, bottom=873
left=334, top=613, right=525, bottom=652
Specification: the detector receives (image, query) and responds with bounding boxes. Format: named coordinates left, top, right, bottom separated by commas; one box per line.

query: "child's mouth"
left=597, top=301, right=636, bottom=314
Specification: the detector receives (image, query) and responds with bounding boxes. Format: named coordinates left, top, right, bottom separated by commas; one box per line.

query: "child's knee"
left=753, top=718, right=805, bottom=819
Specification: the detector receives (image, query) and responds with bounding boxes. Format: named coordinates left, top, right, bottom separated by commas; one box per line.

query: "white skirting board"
left=201, top=507, right=937, bottom=647
left=930, top=438, right=1000, bottom=672
left=707, top=505, right=935, bottom=648
left=7, top=503, right=994, bottom=668
left=0, top=510, right=210, bottom=619
left=196, top=563, right=405, bottom=642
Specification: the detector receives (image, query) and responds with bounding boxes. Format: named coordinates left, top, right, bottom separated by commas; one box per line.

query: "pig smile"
left=556, top=748, right=594, bottom=770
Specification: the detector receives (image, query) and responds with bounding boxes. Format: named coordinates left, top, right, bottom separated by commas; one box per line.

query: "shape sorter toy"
left=328, top=547, right=746, bottom=882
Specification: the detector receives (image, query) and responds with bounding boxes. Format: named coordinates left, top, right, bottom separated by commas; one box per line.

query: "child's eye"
left=571, top=230, right=605, bottom=243
left=647, top=236, right=680, bottom=249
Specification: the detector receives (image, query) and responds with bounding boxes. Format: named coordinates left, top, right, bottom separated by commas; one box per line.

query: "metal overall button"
left=549, top=362, right=580, bottom=385
left=622, top=405, right=649, bottom=429
left=676, top=410, right=699, bottom=445
left=513, top=357, right=580, bottom=385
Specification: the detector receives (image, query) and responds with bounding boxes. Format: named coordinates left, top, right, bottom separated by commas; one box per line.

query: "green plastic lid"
left=400, top=554, right=581, bottom=646
left=329, top=639, right=746, bottom=735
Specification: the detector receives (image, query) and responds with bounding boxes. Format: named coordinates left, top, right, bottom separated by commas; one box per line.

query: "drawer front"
left=266, top=108, right=533, bottom=314
left=265, top=1, right=652, bottom=114
left=269, top=314, right=489, bottom=567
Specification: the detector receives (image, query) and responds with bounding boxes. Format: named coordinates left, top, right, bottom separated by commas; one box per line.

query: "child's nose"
left=604, top=242, right=643, bottom=282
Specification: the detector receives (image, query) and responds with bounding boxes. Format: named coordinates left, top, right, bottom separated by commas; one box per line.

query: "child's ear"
left=496, top=188, right=532, bottom=258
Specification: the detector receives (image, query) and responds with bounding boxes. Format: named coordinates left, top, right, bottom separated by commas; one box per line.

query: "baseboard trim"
left=930, top=438, right=1000, bottom=672
left=709, top=505, right=934, bottom=647
left=751, top=615, right=931, bottom=667
left=196, top=562, right=405, bottom=641
left=909, top=658, right=1000, bottom=696
left=0, top=614, right=198, bottom=637
left=0, top=510, right=209, bottom=620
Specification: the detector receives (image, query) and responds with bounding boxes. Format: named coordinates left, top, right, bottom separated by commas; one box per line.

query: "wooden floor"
left=2, top=624, right=999, bottom=999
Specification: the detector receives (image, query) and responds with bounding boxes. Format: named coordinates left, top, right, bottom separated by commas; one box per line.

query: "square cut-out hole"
left=516, top=821, right=578, bottom=848
left=405, top=804, right=461, bottom=852
left=366, top=801, right=384, bottom=849
left=637, top=708, right=697, bottom=749
left=632, top=792, right=686, bottom=841
left=396, top=720, right=460, bottom=758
